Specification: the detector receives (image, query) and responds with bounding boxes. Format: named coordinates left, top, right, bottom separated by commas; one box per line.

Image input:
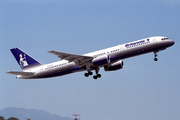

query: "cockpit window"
left=161, top=38, right=169, bottom=40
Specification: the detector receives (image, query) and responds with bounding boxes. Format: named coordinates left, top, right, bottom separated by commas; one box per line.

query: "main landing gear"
left=154, top=50, right=159, bottom=61
left=93, top=67, right=101, bottom=79
left=93, top=73, right=101, bottom=79
left=84, top=71, right=93, bottom=77
left=84, top=67, right=101, bottom=79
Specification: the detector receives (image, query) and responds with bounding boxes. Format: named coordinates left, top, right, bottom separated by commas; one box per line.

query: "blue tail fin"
left=10, top=48, right=42, bottom=69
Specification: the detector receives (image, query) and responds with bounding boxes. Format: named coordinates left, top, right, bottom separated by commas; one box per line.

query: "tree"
left=7, top=117, right=19, bottom=120
left=0, top=116, right=5, bottom=120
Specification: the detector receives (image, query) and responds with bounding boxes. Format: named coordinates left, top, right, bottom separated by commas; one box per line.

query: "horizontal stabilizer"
left=7, top=71, right=35, bottom=75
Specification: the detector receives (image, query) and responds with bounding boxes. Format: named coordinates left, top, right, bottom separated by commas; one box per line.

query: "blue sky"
left=0, top=0, right=180, bottom=120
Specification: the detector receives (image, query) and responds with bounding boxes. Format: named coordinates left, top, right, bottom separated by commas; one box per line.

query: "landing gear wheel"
left=84, top=73, right=89, bottom=77
left=153, top=50, right=159, bottom=62
left=84, top=71, right=93, bottom=77
left=93, top=75, right=98, bottom=79
left=97, top=74, right=101, bottom=78
left=154, top=58, right=158, bottom=61
left=88, top=71, right=93, bottom=75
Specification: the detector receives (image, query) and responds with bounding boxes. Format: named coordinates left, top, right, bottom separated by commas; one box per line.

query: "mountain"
left=0, top=107, right=73, bottom=120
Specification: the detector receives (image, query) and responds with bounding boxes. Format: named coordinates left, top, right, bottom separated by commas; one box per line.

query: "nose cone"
left=163, top=39, right=175, bottom=48
left=170, top=40, right=175, bottom=46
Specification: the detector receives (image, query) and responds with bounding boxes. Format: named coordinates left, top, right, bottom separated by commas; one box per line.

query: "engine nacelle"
left=92, top=55, right=110, bottom=66
left=104, top=60, right=124, bottom=71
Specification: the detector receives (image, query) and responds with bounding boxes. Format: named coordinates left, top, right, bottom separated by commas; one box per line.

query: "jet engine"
left=104, top=60, right=124, bottom=71
left=92, top=55, right=110, bottom=66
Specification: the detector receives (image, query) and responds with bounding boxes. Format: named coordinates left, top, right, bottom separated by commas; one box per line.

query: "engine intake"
left=104, top=60, right=124, bottom=71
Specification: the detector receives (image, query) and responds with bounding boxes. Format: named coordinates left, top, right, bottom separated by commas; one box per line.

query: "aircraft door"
left=120, top=45, right=124, bottom=53
left=153, top=38, right=157, bottom=45
left=39, top=67, right=44, bottom=74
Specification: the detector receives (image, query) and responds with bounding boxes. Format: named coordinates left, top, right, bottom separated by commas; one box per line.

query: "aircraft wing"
left=48, top=50, right=93, bottom=66
left=7, top=71, right=35, bottom=75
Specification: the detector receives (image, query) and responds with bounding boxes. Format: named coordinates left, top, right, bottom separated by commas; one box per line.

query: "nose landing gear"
left=154, top=58, right=158, bottom=61
left=154, top=50, right=159, bottom=61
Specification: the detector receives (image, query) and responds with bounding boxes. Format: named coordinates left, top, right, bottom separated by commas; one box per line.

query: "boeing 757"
left=7, top=36, right=174, bottom=79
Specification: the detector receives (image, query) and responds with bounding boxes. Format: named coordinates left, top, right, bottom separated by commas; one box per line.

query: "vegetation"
left=0, top=116, right=19, bottom=120
left=0, top=116, right=5, bottom=120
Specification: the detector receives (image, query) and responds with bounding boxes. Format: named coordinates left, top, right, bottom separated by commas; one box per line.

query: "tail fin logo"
left=19, top=54, right=28, bottom=68
left=10, top=47, right=42, bottom=69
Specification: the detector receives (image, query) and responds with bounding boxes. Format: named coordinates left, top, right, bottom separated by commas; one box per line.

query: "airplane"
left=7, top=36, right=175, bottom=79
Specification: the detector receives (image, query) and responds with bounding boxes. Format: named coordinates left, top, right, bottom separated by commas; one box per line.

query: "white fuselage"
left=17, top=36, right=174, bottom=79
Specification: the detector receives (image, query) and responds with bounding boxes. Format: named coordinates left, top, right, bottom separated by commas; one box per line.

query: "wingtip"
left=6, top=71, right=10, bottom=74
left=48, top=50, right=54, bottom=53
